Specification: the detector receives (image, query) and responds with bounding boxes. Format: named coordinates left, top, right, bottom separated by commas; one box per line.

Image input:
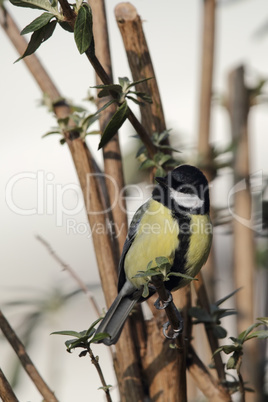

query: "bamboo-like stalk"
left=195, top=0, right=226, bottom=384
left=114, top=4, right=192, bottom=400
left=114, top=2, right=166, bottom=136
left=0, top=368, right=19, bottom=402
left=88, top=0, right=128, bottom=254
left=1, top=7, right=146, bottom=400
left=0, top=310, right=59, bottom=402
left=87, top=2, right=146, bottom=400
left=228, top=66, right=259, bottom=402
left=197, top=0, right=215, bottom=171
left=197, top=0, right=216, bottom=302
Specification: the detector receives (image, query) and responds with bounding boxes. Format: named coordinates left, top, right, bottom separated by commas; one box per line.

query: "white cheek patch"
left=169, top=188, right=204, bottom=209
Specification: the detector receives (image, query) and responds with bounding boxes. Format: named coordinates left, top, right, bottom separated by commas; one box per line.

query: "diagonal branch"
left=0, top=310, right=59, bottom=402
left=0, top=368, right=19, bottom=402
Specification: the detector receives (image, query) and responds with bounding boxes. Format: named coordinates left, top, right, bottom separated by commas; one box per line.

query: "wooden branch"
left=197, top=0, right=216, bottom=304
left=0, top=310, right=58, bottom=402
left=187, top=345, right=231, bottom=402
left=151, top=276, right=187, bottom=402
left=89, top=0, right=128, bottom=253
left=195, top=0, right=226, bottom=384
left=115, top=2, right=167, bottom=136
left=228, top=66, right=259, bottom=401
left=197, top=0, right=216, bottom=174
left=0, top=368, right=19, bottom=402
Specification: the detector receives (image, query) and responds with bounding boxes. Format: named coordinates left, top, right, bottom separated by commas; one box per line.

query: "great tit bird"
left=96, top=164, right=212, bottom=345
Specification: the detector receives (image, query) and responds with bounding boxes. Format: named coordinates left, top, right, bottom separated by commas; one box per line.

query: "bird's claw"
left=162, top=320, right=183, bottom=339
left=154, top=292, right=173, bottom=310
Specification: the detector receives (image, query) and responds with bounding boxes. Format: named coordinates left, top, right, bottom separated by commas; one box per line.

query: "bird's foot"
left=162, top=319, right=183, bottom=339
left=154, top=291, right=173, bottom=310
left=163, top=307, right=184, bottom=339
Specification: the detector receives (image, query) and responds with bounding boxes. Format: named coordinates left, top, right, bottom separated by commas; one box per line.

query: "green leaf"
left=81, top=113, right=99, bottom=132
left=74, top=4, right=93, bottom=54
left=51, top=330, right=83, bottom=338
left=133, top=269, right=158, bottom=278
left=226, top=355, right=238, bottom=370
left=15, top=20, right=57, bottom=62
left=10, top=0, right=61, bottom=16
left=58, top=21, right=74, bottom=33
left=118, top=76, right=130, bottom=89
left=98, top=101, right=128, bottom=149
left=42, top=130, right=61, bottom=138
left=92, top=84, right=122, bottom=94
left=167, top=271, right=197, bottom=281
left=238, top=322, right=261, bottom=343
left=125, top=95, right=144, bottom=106
left=213, top=325, right=227, bottom=339
left=220, top=344, right=240, bottom=355
left=94, top=99, right=116, bottom=116
left=155, top=256, right=170, bottom=267
left=139, top=159, right=156, bottom=170
left=21, top=12, right=55, bottom=35
left=159, top=154, right=173, bottom=166
left=155, top=167, right=166, bottom=177
left=126, top=76, right=153, bottom=90
left=214, top=288, right=241, bottom=307
left=142, top=283, right=149, bottom=298
left=85, top=317, right=103, bottom=336
left=91, top=332, right=110, bottom=343
left=257, top=317, right=268, bottom=325
left=98, top=385, right=112, bottom=391
left=189, top=307, right=212, bottom=323
left=245, top=330, right=268, bottom=341
left=146, top=260, right=153, bottom=270
left=129, top=91, right=152, bottom=104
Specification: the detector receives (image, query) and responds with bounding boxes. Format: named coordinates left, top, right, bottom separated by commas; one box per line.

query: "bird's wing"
left=117, top=199, right=151, bottom=292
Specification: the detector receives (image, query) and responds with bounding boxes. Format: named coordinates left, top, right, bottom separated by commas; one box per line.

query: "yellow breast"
left=125, top=200, right=179, bottom=289
left=185, top=214, right=213, bottom=277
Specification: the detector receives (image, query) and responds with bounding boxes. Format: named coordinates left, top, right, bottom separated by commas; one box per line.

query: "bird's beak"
left=155, top=176, right=167, bottom=187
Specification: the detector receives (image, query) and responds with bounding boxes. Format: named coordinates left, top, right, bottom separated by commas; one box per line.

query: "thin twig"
left=0, top=310, right=59, bottom=402
left=35, top=235, right=101, bottom=317
left=88, top=347, right=113, bottom=402
left=0, top=368, right=19, bottom=402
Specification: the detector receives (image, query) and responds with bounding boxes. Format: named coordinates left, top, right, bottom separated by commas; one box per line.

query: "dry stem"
left=0, top=368, right=19, bottom=402
left=0, top=310, right=59, bottom=402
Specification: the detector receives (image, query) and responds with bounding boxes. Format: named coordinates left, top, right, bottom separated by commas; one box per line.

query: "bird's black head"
left=152, top=165, right=210, bottom=216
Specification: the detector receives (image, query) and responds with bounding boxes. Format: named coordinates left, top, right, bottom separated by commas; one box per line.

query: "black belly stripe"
left=165, top=213, right=191, bottom=291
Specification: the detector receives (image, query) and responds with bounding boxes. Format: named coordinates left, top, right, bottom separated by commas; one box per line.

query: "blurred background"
left=1, top=0, right=268, bottom=401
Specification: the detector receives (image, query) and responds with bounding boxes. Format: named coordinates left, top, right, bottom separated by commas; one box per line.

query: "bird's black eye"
left=173, top=183, right=197, bottom=196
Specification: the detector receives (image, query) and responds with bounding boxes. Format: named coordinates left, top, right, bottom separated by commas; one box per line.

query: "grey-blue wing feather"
left=117, top=199, right=151, bottom=292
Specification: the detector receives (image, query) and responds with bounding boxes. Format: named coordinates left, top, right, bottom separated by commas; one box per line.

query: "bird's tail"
left=95, top=289, right=138, bottom=345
